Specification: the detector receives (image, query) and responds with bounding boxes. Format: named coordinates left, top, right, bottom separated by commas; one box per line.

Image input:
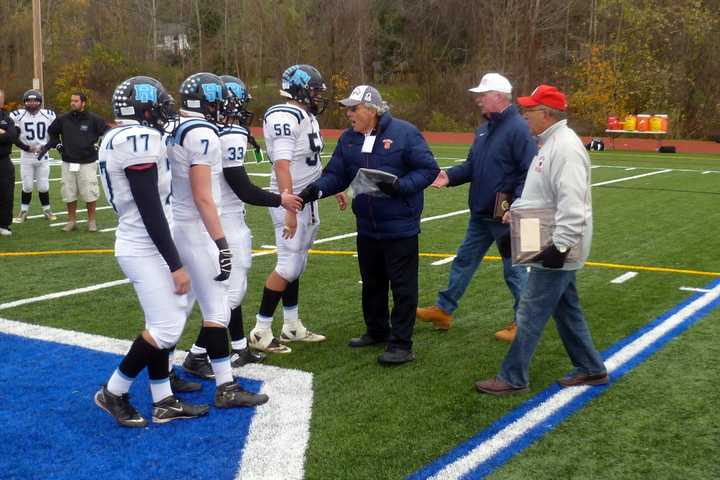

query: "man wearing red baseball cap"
left=475, top=84, right=608, bottom=395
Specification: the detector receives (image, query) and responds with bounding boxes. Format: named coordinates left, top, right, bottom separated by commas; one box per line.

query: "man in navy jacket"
left=299, top=85, right=439, bottom=364
left=417, top=73, right=537, bottom=342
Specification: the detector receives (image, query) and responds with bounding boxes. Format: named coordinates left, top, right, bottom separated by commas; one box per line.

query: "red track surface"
left=249, top=128, right=720, bottom=154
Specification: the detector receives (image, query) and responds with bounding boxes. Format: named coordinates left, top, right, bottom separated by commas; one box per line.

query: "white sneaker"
left=280, top=320, right=327, bottom=343
left=43, top=209, right=57, bottom=221
left=13, top=211, right=28, bottom=224
left=0, top=227, right=12, bottom=236
left=249, top=327, right=292, bottom=354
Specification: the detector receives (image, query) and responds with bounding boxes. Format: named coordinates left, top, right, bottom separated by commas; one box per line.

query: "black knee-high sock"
left=203, top=326, right=230, bottom=360
left=146, top=348, right=170, bottom=381
left=193, top=326, right=207, bottom=350
left=39, top=191, right=50, bottom=207
left=228, top=306, right=245, bottom=342
left=282, top=279, right=299, bottom=308
left=118, top=335, right=156, bottom=379
left=258, top=287, right=284, bottom=318
left=21, top=191, right=31, bottom=206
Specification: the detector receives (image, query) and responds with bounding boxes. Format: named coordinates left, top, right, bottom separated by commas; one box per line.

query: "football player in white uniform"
left=248, top=64, right=329, bottom=354
left=182, top=75, right=303, bottom=377
left=11, top=90, right=57, bottom=222
left=94, top=76, right=208, bottom=427
left=171, top=72, right=268, bottom=408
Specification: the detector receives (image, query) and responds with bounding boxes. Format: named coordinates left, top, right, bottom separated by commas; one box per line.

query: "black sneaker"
left=152, top=395, right=209, bottom=424
left=215, top=382, right=269, bottom=408
left=231, top=347, right=266, bottom=368
left=183, top=351, right=215, bottom=379
left=170, top=369, right=202, bottom=393
left=94, top=385, right=147, bottom=428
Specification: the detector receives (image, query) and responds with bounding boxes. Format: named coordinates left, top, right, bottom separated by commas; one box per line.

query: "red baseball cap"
left=517, top=85, right=567, bottom=111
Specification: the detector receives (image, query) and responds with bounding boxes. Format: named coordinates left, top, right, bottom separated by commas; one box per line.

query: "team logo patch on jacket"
left=383, top=138, right=393, bottom=150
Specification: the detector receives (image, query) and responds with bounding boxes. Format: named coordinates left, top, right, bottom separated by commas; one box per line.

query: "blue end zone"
left=0, top=334, right=262, bottom=480
left=408, top=278, right=720, bottom=480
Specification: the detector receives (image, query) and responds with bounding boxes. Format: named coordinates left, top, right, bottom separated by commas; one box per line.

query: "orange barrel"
left=636, top=114, right=650, bottom=131
left=607, top=116, right=620, bottom=130
left=656, top=114, right=668, bottom=132
left=624, top=114, right=637, bottom=131
left=650, top=115, right=663, bottom=132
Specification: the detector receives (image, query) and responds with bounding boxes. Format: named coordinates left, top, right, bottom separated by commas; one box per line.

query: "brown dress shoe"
left=416, top=305, right=453, bottom=330
left=494, top=322, right=517, bottom=342
left=474, top=377, right=529, bottom=396
left=558, top=372, right=609, bottom=387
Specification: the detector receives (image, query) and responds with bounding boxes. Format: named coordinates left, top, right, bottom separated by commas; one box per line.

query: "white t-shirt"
left=167, top=115, right=222, bottom=223
left=219, top=124, right=249, bottom=216
left=263, top=102, right=323, bottom=192
left=98, top=122, right=171, bottom=257
left=10, top=108, right=56, bottom=160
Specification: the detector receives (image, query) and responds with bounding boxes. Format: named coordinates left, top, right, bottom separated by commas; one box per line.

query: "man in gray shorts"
left=39, top=93, right=108, bottom=231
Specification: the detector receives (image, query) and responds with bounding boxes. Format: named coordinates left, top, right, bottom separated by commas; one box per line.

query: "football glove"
left=298, top=184, right=321, bottom=207
left=533, top=243, right=568, bottom=269
left=214, top=237, right=232, bottom=281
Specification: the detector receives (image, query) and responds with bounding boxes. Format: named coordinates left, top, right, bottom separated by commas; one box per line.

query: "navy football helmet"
left=112, top=76, right=176, bottom=130
left=280, top=64, right=328, bottom=115
left=220, top=75, right=254, bottom=126
left=23, top=89, right=43, bottom=113
left=179, top=72, right=227, bottom=124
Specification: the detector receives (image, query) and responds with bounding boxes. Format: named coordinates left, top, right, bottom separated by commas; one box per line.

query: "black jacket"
left=0, top=110, right=18, bottom=159
left=47, top=110, right=108, bottom=163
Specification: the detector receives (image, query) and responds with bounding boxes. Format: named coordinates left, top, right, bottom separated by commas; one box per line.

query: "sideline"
left=407, top=279, right=720, bottom=479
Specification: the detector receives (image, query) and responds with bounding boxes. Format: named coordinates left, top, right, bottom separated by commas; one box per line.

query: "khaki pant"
left=61, top=162, right=99, bottom=203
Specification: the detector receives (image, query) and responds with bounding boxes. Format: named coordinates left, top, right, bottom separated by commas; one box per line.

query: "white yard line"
left=431, top=256, right=456, bottom=266
left=1, top=169, right=674, bottom=311
left=592, top=169, right=672, bottom=187
left=679, top=286, right=712, bottom=293
left=610, top=272, right=638, bottom=284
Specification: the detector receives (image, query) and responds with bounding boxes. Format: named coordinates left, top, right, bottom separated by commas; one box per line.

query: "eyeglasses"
left=347, top=105, right=360, bottom=112
left=523, top=107, right=545, bottom=113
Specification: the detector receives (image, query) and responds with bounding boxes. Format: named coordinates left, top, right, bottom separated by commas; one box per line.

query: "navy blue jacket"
left=446, top=104, right=536, bottom=216
left=314, top=112, right=439, bottom=239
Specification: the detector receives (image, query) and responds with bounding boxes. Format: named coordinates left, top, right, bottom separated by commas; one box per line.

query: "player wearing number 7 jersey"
left=248, top=64, right=328, bottom=354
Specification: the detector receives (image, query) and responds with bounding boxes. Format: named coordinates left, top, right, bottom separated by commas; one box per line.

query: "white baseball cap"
left=339, top=85, right=389, bottom=113
left=468, top=73, right=512, bottom=94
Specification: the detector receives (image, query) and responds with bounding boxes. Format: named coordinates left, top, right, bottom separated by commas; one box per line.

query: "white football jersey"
left=167, top=115, right=222, bottom=223
left=219, top=124, right=249, bottom=216
left=263, top=102, right=323, bottom=192
left=98, top=122, right=171, bottom=257
left=10, top=108, right=56, bottom=160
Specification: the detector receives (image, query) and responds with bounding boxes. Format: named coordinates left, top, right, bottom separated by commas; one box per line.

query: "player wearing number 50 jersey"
left=10, top=90, right=57, bottom=223
left=95, top=76, right=208, bottom=427
left=248, top=64, right=329, bottom=354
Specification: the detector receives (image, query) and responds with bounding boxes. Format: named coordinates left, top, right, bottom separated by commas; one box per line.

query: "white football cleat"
left=249, top=327, right=292, bottom=354
left=13, top=210, right=28, bottom=224
left=280, top=320, right=327, bottom=343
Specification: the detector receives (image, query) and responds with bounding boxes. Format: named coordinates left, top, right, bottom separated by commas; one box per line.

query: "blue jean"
left=436, top=214, right=527, bottom=316
left=498, top=268, right=606, bottom=388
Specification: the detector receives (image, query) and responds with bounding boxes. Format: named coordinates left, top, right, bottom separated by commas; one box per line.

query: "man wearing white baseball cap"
left=417, top=73, right=537, bottom=343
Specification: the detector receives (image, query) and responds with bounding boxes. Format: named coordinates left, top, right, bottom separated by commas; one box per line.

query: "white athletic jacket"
left=512, top=119, right=592, bottom=270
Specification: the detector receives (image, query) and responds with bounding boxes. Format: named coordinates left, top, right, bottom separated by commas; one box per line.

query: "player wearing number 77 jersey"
left=95, top=76, right=208, bottom=427
left=248, top=64, right=328, bottom=354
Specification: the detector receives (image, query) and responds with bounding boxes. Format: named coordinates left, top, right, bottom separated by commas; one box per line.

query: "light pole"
left=32, top=0, right=44, bottom=93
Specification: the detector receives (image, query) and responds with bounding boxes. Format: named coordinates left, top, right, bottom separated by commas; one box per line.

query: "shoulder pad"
left=264, top=104, right=305, bottom=124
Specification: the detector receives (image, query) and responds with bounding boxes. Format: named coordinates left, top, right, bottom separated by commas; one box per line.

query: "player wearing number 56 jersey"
left=10, top=90, right=57, bottom=223
left=248, top=64, right=329, bottom=354
left=94, top=76, right=208, bottom=427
